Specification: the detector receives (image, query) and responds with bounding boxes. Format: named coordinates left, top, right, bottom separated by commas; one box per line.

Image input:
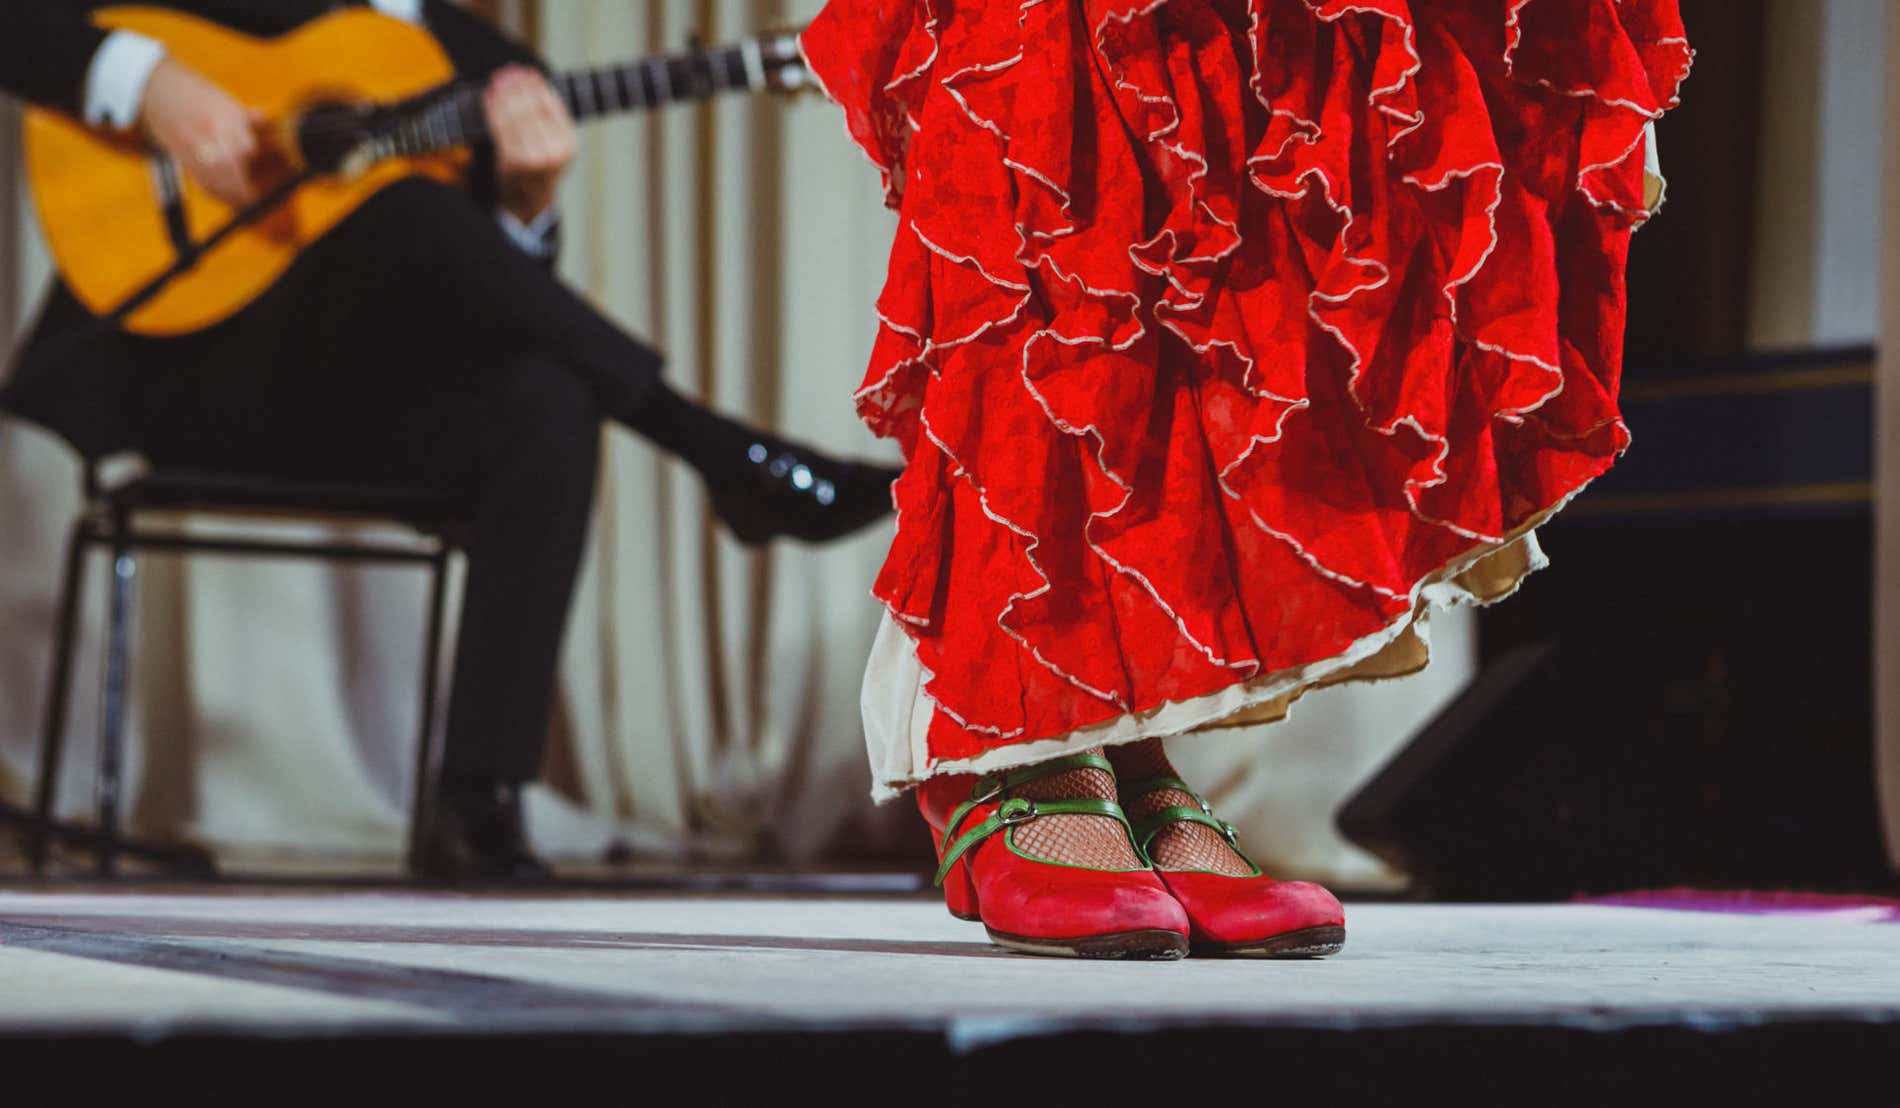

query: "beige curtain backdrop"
left=1880, top=0, right=1900, bottom=871
left=0, top=1, right=1474, bottom=884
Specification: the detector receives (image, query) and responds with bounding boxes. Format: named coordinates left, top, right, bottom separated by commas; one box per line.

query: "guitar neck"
left=556, top=43, right=771, bottom=120
left=378, top=40, right=793, bottom=158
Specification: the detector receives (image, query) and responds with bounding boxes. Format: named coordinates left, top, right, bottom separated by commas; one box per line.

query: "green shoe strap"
left=1130, top=804, right=1234, bottom=854
left=940, top=753, right=1118, bottom=846
left=933, top=796, right=1129, bottom=887
left=1119, top=776, right=1223, bottom=849
left=1119, top=777, right=1260, bottom=872
left=1128, top=804, right=1261, bottom=876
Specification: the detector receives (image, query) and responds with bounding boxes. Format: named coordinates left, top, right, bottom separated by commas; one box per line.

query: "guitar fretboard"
left=373, top=37, right=801, bottom=159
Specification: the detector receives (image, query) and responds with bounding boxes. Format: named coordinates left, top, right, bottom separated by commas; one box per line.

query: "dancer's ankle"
left=1105, top=737, right=1174, bottom=782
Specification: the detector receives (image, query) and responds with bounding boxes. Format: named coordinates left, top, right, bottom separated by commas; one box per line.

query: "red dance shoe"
left=920, top=753, right=1190, bottom=959
left=1121, top=776, right=1345, bottom=958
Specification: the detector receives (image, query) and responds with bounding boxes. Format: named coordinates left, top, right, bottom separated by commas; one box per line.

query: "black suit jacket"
left=0, top=2, right=110, bottom=113
left=0, top=0, right=547, bottom=457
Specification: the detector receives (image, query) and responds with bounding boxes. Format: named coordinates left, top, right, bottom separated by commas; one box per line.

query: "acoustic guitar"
left=24, top=6, right=811, bottom=336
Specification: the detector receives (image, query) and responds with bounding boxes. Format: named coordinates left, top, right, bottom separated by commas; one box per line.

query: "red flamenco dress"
left=803, top=0, right=1690, bottom=802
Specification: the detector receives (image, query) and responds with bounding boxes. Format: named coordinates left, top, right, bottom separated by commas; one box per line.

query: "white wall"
left=1813, top=0, right=1887, bottom=345
left=1752, top=0, right=1888, bottom=349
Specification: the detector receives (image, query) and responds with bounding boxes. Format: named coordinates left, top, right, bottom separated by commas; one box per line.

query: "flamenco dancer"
left=802, top=0, right=1689, bottom=958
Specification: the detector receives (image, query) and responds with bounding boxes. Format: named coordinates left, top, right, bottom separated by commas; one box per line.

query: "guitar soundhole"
left=296, top=102, right=374, bottom=174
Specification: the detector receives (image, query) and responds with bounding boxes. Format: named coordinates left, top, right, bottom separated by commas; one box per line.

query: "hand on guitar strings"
left=484, top=64, right=577, bottom=227
left=139, top=57, right=266, bottom=207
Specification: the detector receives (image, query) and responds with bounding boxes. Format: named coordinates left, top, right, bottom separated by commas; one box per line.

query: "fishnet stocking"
left=1108, top=740, right=1257, bottom=876
left=1006, top=753, right=1145, bottom=870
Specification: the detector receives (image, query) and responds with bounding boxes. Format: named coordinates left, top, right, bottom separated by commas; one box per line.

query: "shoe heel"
left=941, top=856, right=981, bottom=921
left=931, top=825, right=982, bottom=921
left=709, top=490, right=771, bottom=547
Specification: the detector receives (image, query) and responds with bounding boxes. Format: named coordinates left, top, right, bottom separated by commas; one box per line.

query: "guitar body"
left=24, top=6, right=469, bottom=336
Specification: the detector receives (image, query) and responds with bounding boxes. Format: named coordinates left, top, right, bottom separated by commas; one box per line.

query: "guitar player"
left=0, top=1, right=901, bottom=880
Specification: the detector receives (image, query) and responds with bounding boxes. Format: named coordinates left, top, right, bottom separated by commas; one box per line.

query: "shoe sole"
left=985, top=927, right=1190, bottom=960
left=1193, top=924, right=1346, bottom=959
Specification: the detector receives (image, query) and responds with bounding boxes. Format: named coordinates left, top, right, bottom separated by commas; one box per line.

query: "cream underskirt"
left=860, top=523, right=1549, bottom=803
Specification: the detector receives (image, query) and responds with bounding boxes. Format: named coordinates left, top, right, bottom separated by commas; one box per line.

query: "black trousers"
left=121, top=178, right=663, bottom=783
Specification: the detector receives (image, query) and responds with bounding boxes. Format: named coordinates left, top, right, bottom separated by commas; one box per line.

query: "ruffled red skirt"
left=802, top=0, right=1690, bottom=798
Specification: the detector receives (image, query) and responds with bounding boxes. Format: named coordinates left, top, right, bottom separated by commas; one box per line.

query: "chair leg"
left=406, top=545, right=452, bottom=875
left=95, top=527, right=138, bottom=878
left=28, top=520, right=94, bottom=874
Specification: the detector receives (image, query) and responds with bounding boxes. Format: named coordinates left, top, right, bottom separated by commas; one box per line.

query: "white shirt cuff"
left=369, top=0, right=425, bottom=24
left=497, top=206, right=559, bottom=258
left=83, top=30, right=167, bottom=130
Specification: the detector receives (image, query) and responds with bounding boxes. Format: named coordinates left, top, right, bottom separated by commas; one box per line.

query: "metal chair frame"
left=26, top=463, right=461, bottom=878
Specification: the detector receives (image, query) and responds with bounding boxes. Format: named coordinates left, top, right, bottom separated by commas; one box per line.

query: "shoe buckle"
left=969, top=772, right=1005, bottom=805
left=996, top=797, right=1038, bottom=826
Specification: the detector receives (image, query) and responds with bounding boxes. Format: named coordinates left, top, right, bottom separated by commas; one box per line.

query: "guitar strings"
left=287, top=40, right=783, bottom=142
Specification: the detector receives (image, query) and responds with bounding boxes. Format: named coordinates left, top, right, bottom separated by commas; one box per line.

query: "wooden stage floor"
left=1, top=886, right=1896, bottom=1097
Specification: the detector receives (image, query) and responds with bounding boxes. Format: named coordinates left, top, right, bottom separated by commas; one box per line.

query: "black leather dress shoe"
left=708, top=437, right=902, bottom=546
left=413, top=779, right=552, bottom=884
